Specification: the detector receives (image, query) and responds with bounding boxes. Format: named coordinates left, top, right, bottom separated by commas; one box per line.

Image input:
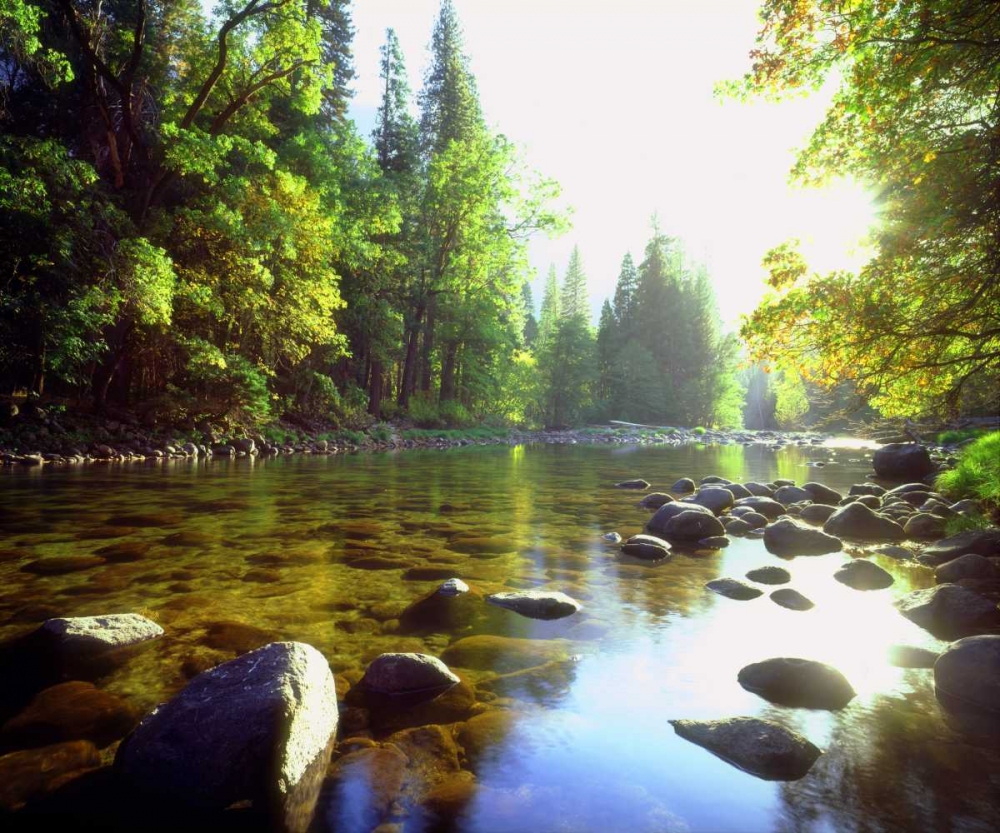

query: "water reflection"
left=1, top=443, right=997, bottom=831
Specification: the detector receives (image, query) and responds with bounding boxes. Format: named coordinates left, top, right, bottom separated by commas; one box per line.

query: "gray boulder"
left=723, top=518, right=752, bottom=536
left=647, top=501, right=713, bottom=535
left=115, top=642, right=337, bottom=832
left=895, top=584, right=1000, bottom=639
left=770, top=589, right=815, bottom=611
left=935, top=554, right=999, bottom=584
left=742, top=482, right=774, bottom=497
left=799, top=504, right=837, bottom=525
left=934, top=635, right=1000, bottom=736
left=737, top=658, right=855, bottom=709
left=669, top=717, right=821, bottom=781
left=870, top=544, right=915, bottom=561
left=733, top=496, right=786, bottom=520
left=690, top=487, right=735, bottom=514
left=621, top=534, right=672, bottom=561
left=802, top=482, right=843, bottom=505
left=823, top=502, right=905, bottom=541
left=705, top=578, right=763, bottom=601
left=774, top=485, right=812, bottom=504
left=360, top=652, right=460, bottom=696
left=670, top=478, right=696, bottom=493
left=833, top=559, right=894, bottom=590
left=663, top=510, right=726, bottom=542
left=873, top=443, right=934, bottom=480
left=437, top=578, right=470, bottom=597
left=486, top=590, right=581, bottom=620
left=746, top=566, right=791, bottom=585
left=726, top=483, right=753, bottom=500
left=919, top=530, right=1000, bottom=566
left=887, top=645, right=939, bottom=668
left=849, top=483, right=885, bottom=497
left=614, top=479, right=649, bottom=489
left=639, top=492, right=673, bottom=509
left=764, top=518, right=842, bottom=557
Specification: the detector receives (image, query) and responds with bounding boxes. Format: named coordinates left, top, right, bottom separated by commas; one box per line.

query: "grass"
left=935, top=431, right=1000, bottom=510
left=692, top=426, right=707, bottom=436
left=935, top=427, right=992, bottom=445
left=944, top=512, right=995, bottom=537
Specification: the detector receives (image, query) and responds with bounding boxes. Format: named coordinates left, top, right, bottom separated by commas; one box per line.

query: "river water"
left=1, top=442, right=998, bottom=831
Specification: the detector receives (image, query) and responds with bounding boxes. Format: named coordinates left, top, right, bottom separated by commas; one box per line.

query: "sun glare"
left=791, top=179, right=880, bottom=276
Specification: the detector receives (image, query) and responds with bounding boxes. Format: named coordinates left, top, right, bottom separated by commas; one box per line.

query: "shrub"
left=692, top=426, right=707, bottom=436
left=936, top=431, right=1000, bottom=510
left=407, top=392, right=441, bottom=427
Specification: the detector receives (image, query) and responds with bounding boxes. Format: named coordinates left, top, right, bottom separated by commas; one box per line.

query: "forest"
left=1, top=0, right=998, bottom=432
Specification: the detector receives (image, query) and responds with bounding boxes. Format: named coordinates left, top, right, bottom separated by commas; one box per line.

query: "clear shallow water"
left=1, top=442, right=999, bottom=831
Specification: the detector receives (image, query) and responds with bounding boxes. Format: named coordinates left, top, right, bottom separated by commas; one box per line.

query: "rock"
left=670, top=478, right=696, bottom=493
left=769, top=589, right=815, bottom=611
left=663, top=510, right=726, bottom=542
left=746, top=566, right=790, bottom=585
left=94, top=542, right=150, bottom=563
left=823, top=502, right=905, bottom=541
left=440, top=635, right=568, bottom=674
left=724, top=518, right=752, bottom=536
left=950, top=499, right=981, bottom=515
left=202, top=621, right=281, bottom=655
left=115, top=642, right=337, bottom=833
left=764, top=518, right=843, bottom=556
left=614, top=479, right=649, bottom=490
left=904, top=513, right=947, bottom=539
left=646, top=501, right=713, bottom=535
left=402, top=565, right=461, bottom=582
left=669, top=717, right=821, bottom=781
left=22, top=556, right=106, bottom=575
left=602, top=532, right=623, bottom=544
left=397, top=587, right=492, bottom=635
left=737, top=658, right=856, bottom=709
left=885, top=482, right=935, bottom=497
left=231, top=438, right=256, bottom=455
left=0, top=681, right=137, bottom=750
left=690, top=487, right=735, bottom=514
left=437, top=578, right=470, bottom=597
left=742, top=482, right=774, bottom=497
left=705, top=578, right=763, bottom=601
left=873, top=443, right=934, bottom=480
left=919, top=530, right=1000, bottom=566
left=457, top=710, right=524, bottom=771
left=36, top=613, right=163, bottom=674
left=740, top=511, right=769, bottom=529
left=732, top=496, right=786, bottom=520
left=319, top=746, right=407, bottom=830
left=802, top=482, right=843, bottom=505
left=887, top=645, right=939, bottom=668
left=774, top=485, right=812, bottom=504
left=849, top=483, right=885, bottom=497
left=698, top=536, right=730, bottom=549
left=486, top=590, right=581, bottom=620
left=621, top=534, right=672, bottom=561
left=799, top=504, right=836, bottom=525
left=870, top=544, right=915, bottom=561
left=0, top=741, right=101, bottom=812
left=360, top=653, right=460, bottom=698
left=853, top=495, right=882, bottom=509
left=895, top=584, right=1000, bottom=639
left=725, top=483, right=753, bottom=500
left=933, top=635, right=1000, bottom=736
left=833, top=559, right=895, bottom=591
left=935, top=554, right=999, bottom=584
left=639, top=492, right=673, bottom=509
left=210, top=443, right=235, bottom=457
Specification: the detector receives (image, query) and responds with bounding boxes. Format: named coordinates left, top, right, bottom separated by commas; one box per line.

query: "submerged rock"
left=705, top=578, right=763, bottom=601
left=933, top=635, right=1000, bottom=737
left=746, top=566, right=790, bottom=585
left=0, top=740, right=101, bottom=812
left=614, top=479, right=649, bottom=490
left=669, top=717, right=821, bottom=781
left=764, top=518, right=842, bottom=557
left=873, top=443, right=934, bottom=480
left=621, top=534, right=672, bottom=561
left=115, top=641, right=337, bottom=833
left=485, top=590, right=581, bottom=620
left=833, top=559, right=895, bottom=591
left=823, top=502, right=905, bottom=541
left=737, top=658, right=855, bottom=709
left=894, top=584, right=1000, bottom=640
left=639, top=493, right=673, bottom=509
left=360, top=652, right=460, bottom=697
left=769, top=589, right=815, bottom=611
left=440, top=635, right=569, bottom=674
left=601, top=531, right=623, bottom=544
left=437, top=578, right=470, bottom=597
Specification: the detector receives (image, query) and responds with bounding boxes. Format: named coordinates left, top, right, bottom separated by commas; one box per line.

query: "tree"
left=537, top=265, right=561, bottom=348
left=521, top=282, right=539, bottom=347
left=560, top=245, right=589, bottom=321
left=736, top=0, right=1000, bottom=418
left=612, top=252, right=639, bottom=334
left=373, top=28, right=418, bottom=175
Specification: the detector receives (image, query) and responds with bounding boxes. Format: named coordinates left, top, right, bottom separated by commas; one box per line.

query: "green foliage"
left=935, top=428, right=991, bottom=445
left=692, top=426, right=706, bottom=436
left=935, top=432, right=1000, bottom=510
left=180, top=338, right=274, bottom=424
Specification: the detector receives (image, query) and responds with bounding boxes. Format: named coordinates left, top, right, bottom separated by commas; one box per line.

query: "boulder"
left=802, top=482, right=843, bottom=505
left=360, top=653, right=460, bottom=697
left=437, top=578, right=470, bottom=597
left=774, top=485, right=812, bottom=505
left=873, top=443, right=934, bottom=480
left=663, top=510, right=726, bottom=542
left=0, top=741, right=101, bottom=813
left=870, top=544, right=915, bottom=561
left=621, top=534, right=672, bottom=561
left=698, top=536, right=730, bottom=550
left=904, top=514, right=947, bottom=540
left=705, top=578, right=763, bottom=601
left=440, top=636, right=568, bottom=674
left=887, top=645, right=939, bottom=668
left=700, top=476, right=733, bottom=485
left=746, top=566, right=790, bottom=585
left=764, top=518, right=843, bottom=557
left=895, top=584, right=1000, bottom=639
left=799, top=504, right=836, bottom=525
left=823, top=502, right=905, bottom=541
left=639, top=492, right=673, bottom=509
left=646, top=501, right=713, bottom=535
left=723, top=518, right=752, bottom=536
left=601, top=532, right=623, bottom=544
left=742, top=482, right=774, bottom=497
left=690, top=487, right=735, bottom=514
left=732, top=496, right=785, bottom=520
left=115, top=642, right=337, bottom=833
left=726, top=483, right=753, bottom=500
left=833, top=559, right=894, bottom=591
left=849, top=484, right=885, bottom=497
left=769, top=589, right=815, bottom=611
left=669, top=717, right=821, bottom=781
left=918, top=529, right=1000, bottom=566
left=670, top=478, right=696, bottom=493
left=935, top=554, right=999, bottom=584
left=737, top=658, right=855, bottom=709
left=614, top=479, right=649, bottom=490
left=231, top=438, right=256, bottom=455
left=933, top=635, right=1000, bottom=736
left=485, top=590, right=581, bottom=620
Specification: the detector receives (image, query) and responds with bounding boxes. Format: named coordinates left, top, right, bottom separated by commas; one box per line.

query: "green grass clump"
left=692, top=426, right=707, bottom=436
left=944, top=512, right=994, bottom=537
left=935, top=431, right=1000, bottom=509
left=935, top=427, right=990, bottom=445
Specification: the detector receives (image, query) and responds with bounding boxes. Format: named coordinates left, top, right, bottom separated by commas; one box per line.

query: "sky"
left=346, top=0, right=877, bottom=326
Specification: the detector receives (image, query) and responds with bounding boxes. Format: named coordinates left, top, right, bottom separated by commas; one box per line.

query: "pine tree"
left=373, top=28, right=419, bottom=175
left=612, top=252, right=639, bottom=334
left=595, top=299, right=615, bottom=402
left=560, top=245, right=589, bottom=322
left=537, top=265, right=561, bottom=347
left=418, top=0, right=484, bottom=155
left=521, top=282, right=539, bottom=347
left=308, top=0, right=356, bottom=123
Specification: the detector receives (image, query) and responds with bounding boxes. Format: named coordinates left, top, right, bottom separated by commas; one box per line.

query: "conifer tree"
left=521, top=282, right=539, bottom=347
left=373, top=28, right=419, bottom=176
left=537, top=265, right=561, bottom=348
left=612, top=252, right=639, bottom=334
left=560, top=245, right=589, bottom=322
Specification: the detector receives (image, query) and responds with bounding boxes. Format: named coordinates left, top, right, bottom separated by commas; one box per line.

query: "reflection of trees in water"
left=775, top=686, right=1000, bottom=832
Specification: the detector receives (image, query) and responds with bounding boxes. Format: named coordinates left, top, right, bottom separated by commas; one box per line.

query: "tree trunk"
left=419, top=295, right=436, bottom=393
left=439, top=341, right=458, bottom=403
left=398, top=300, right=426, bottom=408
left=368, top=359, right=383, bottom=417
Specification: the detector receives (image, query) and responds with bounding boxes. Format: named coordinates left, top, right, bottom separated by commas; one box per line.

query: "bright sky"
left=347, top=0, right=877, bottom=326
